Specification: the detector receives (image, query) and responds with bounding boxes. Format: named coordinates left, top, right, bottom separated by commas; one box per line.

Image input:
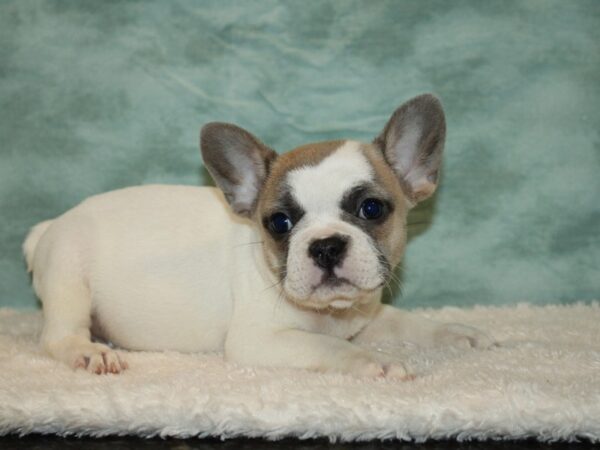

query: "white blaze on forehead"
left=286, top=141, right=373, bottom=213
left=282, top=141, right=384, bottom=304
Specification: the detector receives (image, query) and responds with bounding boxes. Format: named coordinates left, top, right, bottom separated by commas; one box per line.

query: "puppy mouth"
left=314, top=272, right=355, bottom=290
left=283, top=267, right=385, bottom=311
left=311, top=269, right=384, bottom=294
left=304, top=273, right=382, bottom=309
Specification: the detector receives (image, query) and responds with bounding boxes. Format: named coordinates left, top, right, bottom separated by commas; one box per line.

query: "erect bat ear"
left=374, top=94, right=446, bottom=206
left=200, top=122, right=277, bottom=216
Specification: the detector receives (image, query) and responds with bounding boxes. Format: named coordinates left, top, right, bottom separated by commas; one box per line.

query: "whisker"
left=381, top=266, right=403, bottom=301
left=383, top=277, right=395, bottom=300
left=273, top=279, right=286, bottom=314
left=387, top=266, right=402, bottom=285
left=232, top=240, right=264, bottom=248
left=349, top=304, right=368, bottom=316
left=261, top=278, right=283, bottom=293
left=387, top=271, right=402, bottom=287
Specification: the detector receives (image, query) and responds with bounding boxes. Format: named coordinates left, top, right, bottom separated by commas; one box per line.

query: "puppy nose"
left=308, top=235, right=349, bottom=271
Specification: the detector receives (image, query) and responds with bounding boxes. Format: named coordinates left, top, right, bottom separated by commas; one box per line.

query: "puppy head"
left=201, top=94, right=446, bottom=310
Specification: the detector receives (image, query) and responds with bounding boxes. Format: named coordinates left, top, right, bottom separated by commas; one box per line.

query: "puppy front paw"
left=341, top=353, right=414, bottom=380
left=434, top=323, right=495, bottom=349
left=340, top=352, right=385, bottom=378
left=46, top=336, right=129, bottom=375
left=71, top=344, right=128, bottom=374
left=384, top=362, right=415, bottom=381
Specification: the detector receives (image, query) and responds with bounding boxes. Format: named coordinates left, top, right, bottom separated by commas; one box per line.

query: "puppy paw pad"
left=362, top=361, right=385, bottom=378
left=71, top=347, right=128, bottom=375
left=436, top=324, right=494, bottom=349
left=385, top=363, right=414, bottom=381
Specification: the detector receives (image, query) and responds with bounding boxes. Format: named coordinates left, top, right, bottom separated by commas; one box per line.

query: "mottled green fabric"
left=1, top=0, right=598, bottom=309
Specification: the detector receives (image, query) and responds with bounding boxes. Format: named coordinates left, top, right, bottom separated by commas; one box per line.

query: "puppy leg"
left=38, top=268, right=127, bottom=375
left=353, top=304, right=494, bottom=349
left=225, top=327, right=411, bottom=380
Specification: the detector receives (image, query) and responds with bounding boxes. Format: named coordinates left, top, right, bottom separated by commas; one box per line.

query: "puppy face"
left=201, top=94, right=446, bottom=310
left=257, top=141, right=408, bottom=309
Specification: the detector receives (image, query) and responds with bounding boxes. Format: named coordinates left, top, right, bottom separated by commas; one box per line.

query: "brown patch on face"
left=255, top=140, right=345, bottom=274
left=256, top=140, right=346, bottom=215
left=265, top=140, right=346, bottom=193
left=359, top=143, right=410, bottom=267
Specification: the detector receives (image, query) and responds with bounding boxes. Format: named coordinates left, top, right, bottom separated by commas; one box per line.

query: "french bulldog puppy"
left=24, top=94, right=492, bottom=377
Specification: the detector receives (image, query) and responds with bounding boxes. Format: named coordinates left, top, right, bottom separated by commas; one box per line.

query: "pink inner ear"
left=388, top=122, right=437, bottom=203
left=392, top=122, right=423, bottom=178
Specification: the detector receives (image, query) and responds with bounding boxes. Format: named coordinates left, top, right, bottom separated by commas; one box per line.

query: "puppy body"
left=26, top=184, right=384, bottom=374
left=25, top=94, right=492, bottom=376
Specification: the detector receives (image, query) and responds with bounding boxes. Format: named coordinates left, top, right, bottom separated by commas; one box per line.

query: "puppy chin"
left=283, top=279, right=376, bottom=311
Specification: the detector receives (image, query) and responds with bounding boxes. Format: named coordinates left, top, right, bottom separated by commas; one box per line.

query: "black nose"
left=308, top=235, right=349, bottom=271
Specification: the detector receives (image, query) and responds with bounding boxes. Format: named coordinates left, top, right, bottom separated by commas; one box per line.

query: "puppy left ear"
left=374, top=94, right=446, bottom=205
left=201, top=122, right=277, bottom=216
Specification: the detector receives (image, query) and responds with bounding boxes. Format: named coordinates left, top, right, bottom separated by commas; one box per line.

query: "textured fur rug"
left=0, top=304, right=598, bottom=442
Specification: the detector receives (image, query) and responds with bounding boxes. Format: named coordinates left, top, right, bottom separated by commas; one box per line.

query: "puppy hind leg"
left=39, top=274, right=127, bottom=375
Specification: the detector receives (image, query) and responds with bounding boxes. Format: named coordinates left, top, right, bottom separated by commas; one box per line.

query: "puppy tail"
left=23, top=219, right=54, bottom=273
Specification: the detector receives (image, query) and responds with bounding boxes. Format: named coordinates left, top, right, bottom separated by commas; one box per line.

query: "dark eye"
left=269, top=212, right=293, bottom=234
left=358, top=198, right=384, bottom=220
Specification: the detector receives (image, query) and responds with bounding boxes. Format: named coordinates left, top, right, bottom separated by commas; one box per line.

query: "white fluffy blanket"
left=0, top=304, right=599, bottom=442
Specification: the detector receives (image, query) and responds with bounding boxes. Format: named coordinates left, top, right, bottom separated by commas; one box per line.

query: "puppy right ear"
left=374, top=94, right=446, bottom=206
left=200, top=122, right=278, bottom=216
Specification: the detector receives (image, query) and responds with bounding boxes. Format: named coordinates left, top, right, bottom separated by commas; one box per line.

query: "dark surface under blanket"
left=0, top=435, right=596, bottom=450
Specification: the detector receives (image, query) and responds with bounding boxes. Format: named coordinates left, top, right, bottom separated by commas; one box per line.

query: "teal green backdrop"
left=1, top=0, right=598, bottom=309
